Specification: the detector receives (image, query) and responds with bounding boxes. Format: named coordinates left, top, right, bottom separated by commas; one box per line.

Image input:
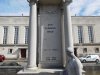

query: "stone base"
left=17, top=68, right=64, bottom=75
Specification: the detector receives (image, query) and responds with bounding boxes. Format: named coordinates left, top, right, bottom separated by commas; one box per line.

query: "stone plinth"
left=18, top=69, right=64, bottom=75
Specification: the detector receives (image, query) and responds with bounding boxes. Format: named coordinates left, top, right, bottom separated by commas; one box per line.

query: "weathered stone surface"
left=18, top=0, right=72, bottom=75
left=38, top=5, right=63, bottom=68
left=18, top=69, right=64, bottom=75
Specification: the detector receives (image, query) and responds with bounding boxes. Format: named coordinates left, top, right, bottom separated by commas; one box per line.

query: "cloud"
left=70, top=0, right=87, bottom=16
left=82, top=0, right=100, bottom=16
left=70, top=0, right=100, bottom=16
left=0, top=0, right=100, bottom=16
left=0, top=0, right=29, bottom=16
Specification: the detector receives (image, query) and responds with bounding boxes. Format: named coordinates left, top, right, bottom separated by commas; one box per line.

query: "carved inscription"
left=46, top=57, right=57, bottom=61
left=44, top=49, right=57, bottom=51
left=45, top=24, right=56, bottom=33
left=40, top=10, right=58, bottom=14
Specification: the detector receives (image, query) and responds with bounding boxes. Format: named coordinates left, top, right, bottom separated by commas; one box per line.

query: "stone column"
left=63, top=2, right=84, bottom=75
left=63, top=1, right=74, bottom=53
left=27, top=0, right=37, bottom=69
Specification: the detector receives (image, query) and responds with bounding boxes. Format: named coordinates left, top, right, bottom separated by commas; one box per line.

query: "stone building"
left=0, top=16, right=100, bottom=59
left=0, top=16, right=29, bottom=59
left=72, top=16, right=100, bottom=57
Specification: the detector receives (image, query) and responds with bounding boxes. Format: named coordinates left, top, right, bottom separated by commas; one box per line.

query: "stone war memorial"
left=18, top=0, right=84, bottom=75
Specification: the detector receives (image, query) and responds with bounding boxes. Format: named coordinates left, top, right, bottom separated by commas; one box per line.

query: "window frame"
left=14, top=26, right=19, bottom=44
left=78, top=26, right=84, bottom=43
left=3, top=26, right=8, bottom=44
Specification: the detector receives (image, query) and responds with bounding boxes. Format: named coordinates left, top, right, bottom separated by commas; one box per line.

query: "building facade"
left=0, top=16, right=100, bottom=59
left=0, top=16, right=29, bottom=59
left=72, top=16, right=100, bottom=57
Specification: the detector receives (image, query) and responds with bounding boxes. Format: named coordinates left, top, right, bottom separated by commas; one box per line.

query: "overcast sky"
left=0, top=0, right=100, bottom=16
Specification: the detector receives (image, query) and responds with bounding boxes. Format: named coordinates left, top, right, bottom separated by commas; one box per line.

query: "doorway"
left=74, top=48, right=77, bottom=57
left=20, top=48, right=26, bottom=58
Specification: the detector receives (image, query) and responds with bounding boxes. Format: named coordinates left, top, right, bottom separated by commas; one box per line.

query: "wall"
left=0, top=16, right=100, bottom=58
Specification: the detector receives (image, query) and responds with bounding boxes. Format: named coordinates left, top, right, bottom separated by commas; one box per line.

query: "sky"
left=0, top=0, right=100, bottom=16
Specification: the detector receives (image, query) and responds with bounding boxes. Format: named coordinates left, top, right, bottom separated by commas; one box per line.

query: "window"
left=3, top=26, right=8, bottom=44
left=8, top=49, right=13, bottom=54
left=95, top=48, right=99, bottom=53
left=87, top=56, right=91, bottom=58
left=78, top=26, right=83, bottom=43
left=14, top=26, right=19, bottom=44
left=25, top=26, right=29, bottom=44
left=83, top=48, right=87, bottom=53
left=88, top=26, right=94, bottom=43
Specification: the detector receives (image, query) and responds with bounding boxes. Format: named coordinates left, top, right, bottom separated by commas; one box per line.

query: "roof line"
left=0, top=16, right=100, bottom=17
left=71, top=16, right=100, bottom=17
left=0, top=16, right=29, bottom=17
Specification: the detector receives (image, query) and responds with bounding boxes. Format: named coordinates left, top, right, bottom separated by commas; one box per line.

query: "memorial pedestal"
left=17, top=0, right=84, bottom=75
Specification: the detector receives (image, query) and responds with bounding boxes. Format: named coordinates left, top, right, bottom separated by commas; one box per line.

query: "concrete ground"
left=0, top=59, right=100, bottom=67
left=0, top=60, right=100, bottom=75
